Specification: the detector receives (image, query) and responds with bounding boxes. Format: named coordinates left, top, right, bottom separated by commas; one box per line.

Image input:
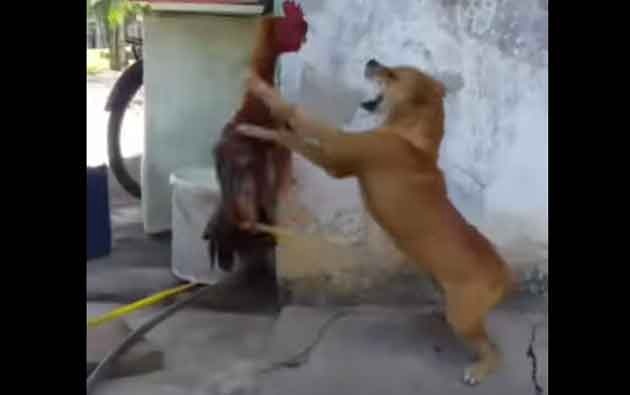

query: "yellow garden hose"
left=88, top=224, right=342, bottom=330
left=86, top=225, right=307, bottom=329
left=87, top=223, right=339, bottom=393
left=87, top=282, right=199, bottom=328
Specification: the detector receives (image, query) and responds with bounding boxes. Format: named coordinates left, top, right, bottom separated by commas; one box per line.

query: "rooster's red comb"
left=282, top=0, right=305, bottom=22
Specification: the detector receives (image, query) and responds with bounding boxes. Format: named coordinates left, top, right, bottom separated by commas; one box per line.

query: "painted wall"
left=142, top=13, right=259, bottom=233
left=273, top=0, right=548, bottom=303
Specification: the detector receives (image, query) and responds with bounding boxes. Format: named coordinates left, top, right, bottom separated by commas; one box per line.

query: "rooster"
left=203, top=1, right=308, bottom=274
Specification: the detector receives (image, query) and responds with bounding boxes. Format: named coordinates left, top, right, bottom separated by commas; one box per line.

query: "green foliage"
left=87, top=49, right=110, bottom=75
left=87, top=0, right=150, bottom=71
left=88, top=0, right=151, bottom=29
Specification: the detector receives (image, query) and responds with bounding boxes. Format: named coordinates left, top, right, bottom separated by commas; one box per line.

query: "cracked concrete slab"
left=123, top=308, right=277, bottom=373
left=526, top=324, right=543, bottom=395
left=529, top=316, right=548, bottom=393
left=88, top=302, right=547, bottom=395
left=258, top=305, right=547, bottom=395
left=264, top=306, right=347, bottom=363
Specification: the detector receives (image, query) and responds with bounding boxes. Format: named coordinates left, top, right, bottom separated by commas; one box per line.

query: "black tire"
left=107, top=60, right=143, bottom=199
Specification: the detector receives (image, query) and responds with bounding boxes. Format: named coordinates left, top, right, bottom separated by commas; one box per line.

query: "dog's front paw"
left=463, top=367, right=482, bottom=386
left=462, top=353, right=500, bottom=386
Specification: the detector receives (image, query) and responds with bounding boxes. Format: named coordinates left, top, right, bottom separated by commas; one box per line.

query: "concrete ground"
left=87, top=73, right=548, bottom=395
left=88, top=299, right=547, bottom=395
left=87, top=181, right=548, bottom=394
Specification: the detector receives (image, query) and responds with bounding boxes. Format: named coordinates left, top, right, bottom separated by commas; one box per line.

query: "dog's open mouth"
left=360, top=94, right=384, bottom=113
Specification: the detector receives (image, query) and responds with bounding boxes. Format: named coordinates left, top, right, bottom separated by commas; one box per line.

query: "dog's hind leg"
left=444, top=285, right=501, bottom=385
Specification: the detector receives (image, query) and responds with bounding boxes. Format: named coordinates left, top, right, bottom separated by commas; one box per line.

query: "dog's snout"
left=366, top=59, right=380, bottom=68
left=365, top=59, right=382, bottom=79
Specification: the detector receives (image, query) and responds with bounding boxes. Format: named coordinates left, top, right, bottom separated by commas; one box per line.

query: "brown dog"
left=237, top=60, right=514, bottom=385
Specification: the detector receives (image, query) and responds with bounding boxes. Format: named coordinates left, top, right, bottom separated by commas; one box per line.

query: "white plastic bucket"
left=170, top=167, right=226, bottom=284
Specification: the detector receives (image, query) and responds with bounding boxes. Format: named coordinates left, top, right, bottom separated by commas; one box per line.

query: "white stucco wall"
left=273, top=0, right=548, bottom=300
